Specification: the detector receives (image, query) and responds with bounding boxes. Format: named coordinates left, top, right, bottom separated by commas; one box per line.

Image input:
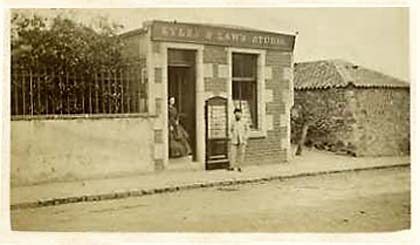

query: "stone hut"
left=292, top=59, right=410, bottom=157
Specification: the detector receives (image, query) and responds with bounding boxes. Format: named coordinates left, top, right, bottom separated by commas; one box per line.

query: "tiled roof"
left=294, top=59, right=409, bottom=90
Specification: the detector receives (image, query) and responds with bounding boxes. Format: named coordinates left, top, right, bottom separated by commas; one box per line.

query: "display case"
left=205, top=96, right=230, bottom=170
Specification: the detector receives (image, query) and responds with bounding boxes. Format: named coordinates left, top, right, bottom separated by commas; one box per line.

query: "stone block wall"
left=244, top=50, right=292, bottom=165
left=203, top=45, right=229, bottom=97
left=292, top=87, right=410, bottom=157
left=351, top=88, right=410, bottom=156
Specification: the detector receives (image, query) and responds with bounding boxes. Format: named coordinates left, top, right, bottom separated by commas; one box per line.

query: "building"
left=121, top=20, right=296, bottom=169
left=11, top=20, right=296, bottom=186
left=292, top=59, right=410, bottom=157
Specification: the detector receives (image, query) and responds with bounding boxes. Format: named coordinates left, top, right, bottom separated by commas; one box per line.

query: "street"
left=11, top=167, right=410, bottom=232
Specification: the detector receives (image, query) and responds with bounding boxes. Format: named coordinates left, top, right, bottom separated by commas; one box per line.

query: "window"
left=232, top=53, right=258, bottom=129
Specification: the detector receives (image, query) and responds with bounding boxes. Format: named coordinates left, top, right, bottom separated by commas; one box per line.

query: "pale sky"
left=15, top=8, right=410, bottom=81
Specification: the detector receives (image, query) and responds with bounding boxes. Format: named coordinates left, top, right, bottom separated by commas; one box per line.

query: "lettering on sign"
left=208, top=105, right=227, bottom=139
left=151, top=21, right=295, bottom=51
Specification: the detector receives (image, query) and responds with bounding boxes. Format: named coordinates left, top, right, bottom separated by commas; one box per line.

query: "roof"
left=294, top=59, right=409, bottom=90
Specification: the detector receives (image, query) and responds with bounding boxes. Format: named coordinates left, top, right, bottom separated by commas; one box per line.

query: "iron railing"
left=11, top=64, right=148, bottom=117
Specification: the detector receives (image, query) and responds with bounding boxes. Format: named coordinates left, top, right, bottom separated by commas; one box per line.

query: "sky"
left=15, top=8, right=410, bottom=81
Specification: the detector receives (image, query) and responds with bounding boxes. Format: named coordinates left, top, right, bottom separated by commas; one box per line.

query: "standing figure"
left=168, top=97, right=192, bottom=158
left=229, top=108, right=249, bottom=172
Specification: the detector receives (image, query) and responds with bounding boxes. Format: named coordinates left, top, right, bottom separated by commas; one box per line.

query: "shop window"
left=232, top=53, right=258, bottom=129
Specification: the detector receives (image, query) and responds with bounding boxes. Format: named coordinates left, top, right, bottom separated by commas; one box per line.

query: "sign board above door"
left=150, top=21, right=295, bottom=51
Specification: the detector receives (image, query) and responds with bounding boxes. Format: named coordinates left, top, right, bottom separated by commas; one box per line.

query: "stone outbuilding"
left=292, top=59, right=410, bottom=157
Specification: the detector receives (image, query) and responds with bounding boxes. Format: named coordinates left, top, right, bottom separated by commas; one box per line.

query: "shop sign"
left=151, top=21, right=295, bottom=51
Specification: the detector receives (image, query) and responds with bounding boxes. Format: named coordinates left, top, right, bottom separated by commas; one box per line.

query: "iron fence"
left=11, top=64, right=148, bottom=117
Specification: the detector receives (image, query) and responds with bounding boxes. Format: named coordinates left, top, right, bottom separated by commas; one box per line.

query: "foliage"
left=11, top=13, right=125, bottom=73
left=10, top=12, right=139, bottom=115
left=291, top=89, right=355, bottom=155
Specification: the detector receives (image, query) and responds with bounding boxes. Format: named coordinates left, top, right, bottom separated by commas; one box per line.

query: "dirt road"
left=11, top=167, right=410, bottom=232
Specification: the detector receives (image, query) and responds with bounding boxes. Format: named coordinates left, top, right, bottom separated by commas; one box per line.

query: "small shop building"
left=121, top=20, right=296, bottom=170
left=11, top=20, right=296, bottom=186
left=292, top=59, right=410, bottom=157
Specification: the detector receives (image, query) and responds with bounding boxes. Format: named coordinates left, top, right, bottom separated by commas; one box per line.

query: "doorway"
left=168, top=49, right=197, bottom=163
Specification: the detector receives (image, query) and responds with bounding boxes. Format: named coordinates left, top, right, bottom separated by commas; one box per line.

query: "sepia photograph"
left=6, top=7, right=411, bottom=233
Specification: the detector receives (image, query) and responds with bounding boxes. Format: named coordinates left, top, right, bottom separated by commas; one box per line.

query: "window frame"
left=227, top=48, right=267, bottom=138
left=232, top=52, right=259, bottom=129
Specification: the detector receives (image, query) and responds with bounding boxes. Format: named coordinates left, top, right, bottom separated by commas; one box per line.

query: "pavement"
left=10, top=148, right=410, bottom=210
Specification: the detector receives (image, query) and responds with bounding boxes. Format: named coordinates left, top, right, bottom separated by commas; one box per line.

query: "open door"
left=168, top=49, right=197, bottom=161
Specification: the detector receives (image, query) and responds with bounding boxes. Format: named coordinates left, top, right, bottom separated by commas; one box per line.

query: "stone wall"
left=292, top=88, right=357, bottom=155
left=292, top=87, right=410, bottom=157
left=351, top=88, right=410, bottom=156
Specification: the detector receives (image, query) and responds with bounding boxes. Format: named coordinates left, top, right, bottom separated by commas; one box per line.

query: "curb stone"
left=10, top=163, right=409, bottom=211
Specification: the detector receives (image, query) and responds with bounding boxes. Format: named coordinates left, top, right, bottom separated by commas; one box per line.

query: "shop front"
left=121, top=20, right=296, bottom=171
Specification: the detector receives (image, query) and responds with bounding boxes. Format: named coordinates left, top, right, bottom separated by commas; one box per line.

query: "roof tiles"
left=294, top=59, right=409, bottom=90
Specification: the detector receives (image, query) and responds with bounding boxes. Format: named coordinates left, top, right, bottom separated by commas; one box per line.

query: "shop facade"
left=122, top=20, right=296, bottom=170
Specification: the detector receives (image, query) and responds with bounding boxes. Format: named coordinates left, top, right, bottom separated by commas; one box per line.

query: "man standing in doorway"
left=229, top=108, right=249, bottom=172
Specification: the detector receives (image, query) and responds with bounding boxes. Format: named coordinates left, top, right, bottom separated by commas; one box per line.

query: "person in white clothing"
left=229, top=108, right=249, bottom=172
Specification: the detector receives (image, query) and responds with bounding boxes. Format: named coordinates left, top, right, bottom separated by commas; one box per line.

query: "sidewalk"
left=10, top=148, right=410, bottom=210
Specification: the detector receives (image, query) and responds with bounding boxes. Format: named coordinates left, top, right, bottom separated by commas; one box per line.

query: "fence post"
left=108, top=69, right=112, bottom=113
left=81, top=72, right=85, bottom=114
left=101, top=69, right=105, bottom=113
left=44, top=68, right=49, bottom=115
left=127, top=66, right=131, bottom=113
left=59, top=72, right=63, bottom=115
left=37, top=70, right=42, bottom=115
left=29, top=70, right=33, bottom=116
left=52, top=70, right=56, bottom=114
left=136, top=65, right=141, bottom=113
left=13, top=68, right=19, bottom=115
left=94, top=70, right=99, bottom=113
left=73, top=70, right=77, bottom=113
left=112, top=69, right=117, bottom=113
left=118, top=69, right=123, bottom=113
left=88, top=72, right=92, bottom=114
left=66, top=71, right=70, bottom=114
left=51, top=70, right=56, bottom=114
left=21, top=69, right=26, bottom=115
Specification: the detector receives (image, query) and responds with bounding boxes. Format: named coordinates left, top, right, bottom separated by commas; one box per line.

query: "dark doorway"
left=168, top=49, right=197, bottom=161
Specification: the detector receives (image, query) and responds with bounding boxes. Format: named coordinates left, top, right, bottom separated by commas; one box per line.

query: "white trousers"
left=230, top=144, right=246, bottom=168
